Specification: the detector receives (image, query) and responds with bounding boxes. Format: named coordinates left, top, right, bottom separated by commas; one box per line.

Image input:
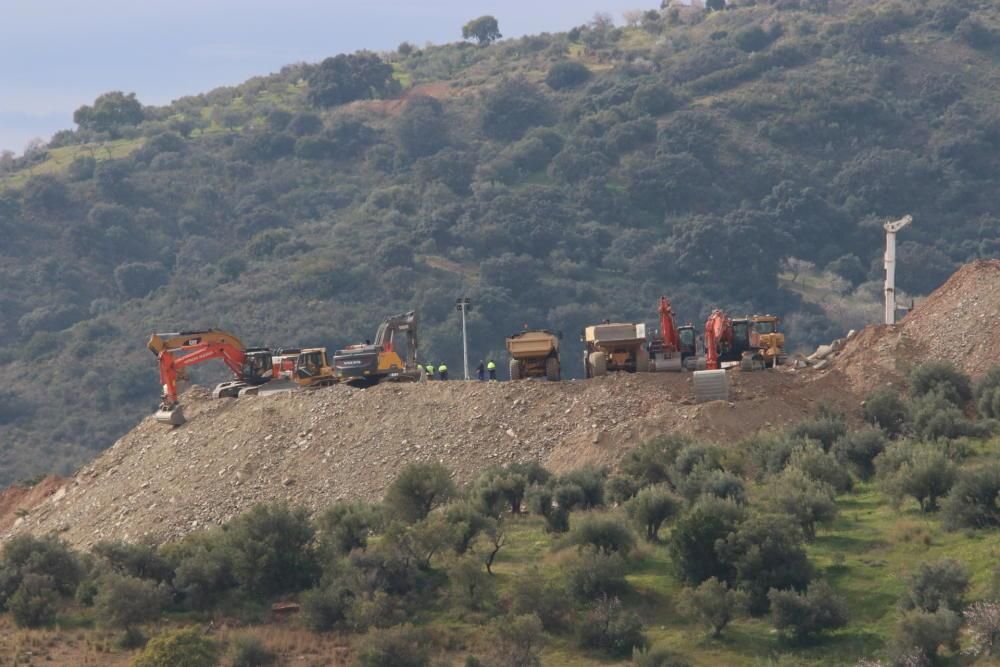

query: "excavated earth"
left=2, top=260, right=998, bottom=548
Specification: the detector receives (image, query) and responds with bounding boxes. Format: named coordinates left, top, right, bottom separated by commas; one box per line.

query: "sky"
left=1, top=0, right=656, bottom=154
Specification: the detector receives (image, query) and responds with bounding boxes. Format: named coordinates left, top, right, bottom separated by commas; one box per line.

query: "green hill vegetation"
left=0, top=0, right=999, bottom=484
left=2, top=367, right=999, bottom=665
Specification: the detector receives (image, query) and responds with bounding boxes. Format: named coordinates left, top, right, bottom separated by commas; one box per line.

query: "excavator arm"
left=658, top=296, right=681, bottom=353
left=373, top=311, right=419, bottom=367
left=704, top=310, right=733, bottom=371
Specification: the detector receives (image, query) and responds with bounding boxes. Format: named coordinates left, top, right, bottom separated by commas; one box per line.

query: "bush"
left=568, top=514, right=635, bottom=554
left=169, top=534, right=235, bottom=610
left=863, top=389, right=908, bottom=436
left=93, top=572, right=168, bottom=629
left=316, top=501, right=379, bottom=557
left=942, top=463, right=1000, bottom=530
left=576, top=596, right=646, bottom=657
left=832, top=428, right=888, bottom=480
left=0, top=534, right=82, bottom=603
left=132, top=628, right=220, bottom=667
left=444, top=502, right=491, bottom=554
left=909, top=391, right=980, bottom=441
left=631, top=645, right=692, bottom=667
left=224, top=503, right=318, bottom=598
left=880, top=443, right=958, bottom=512
left=545, top=61, right=592, bottom=90
left=620, top=436, right=689, bottom=486
left=625, top=486, right=681, bottom=541
left=525, top=484, right=569, bottom=533
left=565, top=548, right=629, bottom=601
left=745, top=432, right=798, bottom=479
left=447, top=555, right=496, bottom=612
left=480, top=613, right=544, bottom=667
left=963, top=600, right=1000, bottom=658
left=92, top=540, right=173, bottom=583
left=396, top=96, right=449, bottom=158
left=680, top=577, right=747, bottom=638
left=481, top=78, right=554, bottom=141
left=114, top=261, right=169, bottom=299
left=898, top=559, right=969, bottom=614
left=717, top=514, right=812, bottom=615
left=8, top=574, right=59, bottom=628
left=789, top=414, right=847, bottom=451
left=762, top=468, right=838, bottom=540
left=768, top=581, right=849, bottom=640
left=558, top=467, right=607, bottom=509
left=607, top=475, right=640, bottom=504
left=956, top=16, right=998, bottom=50
left=354, top=624, right=430, bottom=667
left=384, top=462, right=456, bottom=523
left=229, top=635, right=277, bottom=667
left=632, top=83, right=679, bottom=116
left=788, top=442, right=853, bottom=493
left=668, top=497, right=746, bottom=585
left=974, top=366, right=1000, bottom=419
left=509, top=568, right=571, bottom=631
left=892, top=608, right=961, bottom=663
left=301, top=583, right=353, bottom=631
left=909, top=361, right=972, bottom=406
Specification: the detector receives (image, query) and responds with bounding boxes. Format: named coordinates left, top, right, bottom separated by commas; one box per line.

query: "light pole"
left=883, top=215, right=913, bottom=325
left=456, top=298, right=472, bottom=380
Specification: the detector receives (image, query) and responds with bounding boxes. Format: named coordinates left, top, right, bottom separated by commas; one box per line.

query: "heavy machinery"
left=291, top=347, right=338, bottom=388
left=748, top=315, right=786, bottom=367
left=647, top=297, right=697, bottom=372
left=506, top=329, right=561, bottom=381
left=333, top=311, right=422, bottom=386
left=148, top=330, right=274, bottom=426
left=582, top=322, right=649, bottom=377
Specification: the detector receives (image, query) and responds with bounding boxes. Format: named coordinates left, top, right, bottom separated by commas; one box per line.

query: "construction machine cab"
left=243, top=348, right=274, bottom=383
left=333, top=311, right=421, bottom=386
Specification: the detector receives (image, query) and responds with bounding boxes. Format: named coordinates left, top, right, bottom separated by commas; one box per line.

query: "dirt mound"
left=3, top=369, right=857, bottom=548
left=0, top=475, right=68, bottom=532
left=834, top=259, right=1000, bottom=393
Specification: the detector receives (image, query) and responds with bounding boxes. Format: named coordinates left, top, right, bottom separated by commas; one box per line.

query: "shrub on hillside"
left=909, top=361, right=972, bottom=406
left=224, top=503, right=318, bottom=598
left=92, top=540, right=173, bottom=583
left=745, top=432, right=798, bottom=479
left=301, top=582, right=353, bottom=631
left=762, top=468, right=838, bottom=540
left=565, top=548, right=629, bottom=601
left=898, top=559, right=969, bottom=614
left=447, top=554, right=497, bottom=612
left=168, top=533, right=235, bottom=610
left=525, top=484, right=569, bottom=533
left=679, top=577, right=747, bottom=638
left=354, top=624, right=430, bottom=667
left=832, top=428, right=888, bottom=480
left=956, top=16, right=998, bottom=50
left=863, top=388, right=908, bottom=435
left=558, top=467, right=607, bottom=509
left=93, top=572, right=168, bottom=629
left=132, top=628, right=220, bottom=667
left=879, top=443, right=958, bottom=512
left=568, top=514, right=636, bottom=554
left=625, top=486, right=681, bottom=541
left=668, top=497, right=746, bottom=585
left=509, top=568, right=572, bottom=631
left=974, top=366, right=1000, bottom=419
left=384, top=462, right=456, bottom=524
left=316, top=501, right=380, bottom=557
left=768, top=581, right=849, bottom=640
left=788, top=413, right=847, bottom=451
left=788, top=442, right=853, bottom=493
left=545, top=61, right=592, bottom=90
left=909, top=391, right=983, bottom=441
left=479, top=613, right=544, bottom=667
left=229, top=634, right=277, bottom=667
left=607, top=475, right=640, bottom=504
left=891, top=608, right=961, bottom=663
left=576, top=596, right=646, bottom=657
left=0, top=534, right=82, bottom=608
left=716, top=514, right=812, bottom=615
left=481, top=78, right=554, bottom=141
left=8, top=574, right=59, bottom=628
left=619, top=435, right=688, bottom=486
left=942, top=463, right=1000, bottom=530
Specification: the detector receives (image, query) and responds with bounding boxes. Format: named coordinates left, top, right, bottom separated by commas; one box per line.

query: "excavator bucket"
left=651, top=356, right=683, bottom=372
left=155, top=405, right=186, bottom=426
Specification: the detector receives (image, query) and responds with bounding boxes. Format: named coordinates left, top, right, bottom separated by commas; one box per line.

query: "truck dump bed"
left=586, top=323, right=646, bottom=345
left=506, top=331, right=557, bottom=359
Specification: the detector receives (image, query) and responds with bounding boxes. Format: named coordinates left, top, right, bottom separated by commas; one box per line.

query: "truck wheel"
left=545, top=356, right=560, bottom=381
left=635, top=347, right=651, bottom=373
left=509, top=358, right=521, bottom=381
left=589, top=352, right=608, bottom=377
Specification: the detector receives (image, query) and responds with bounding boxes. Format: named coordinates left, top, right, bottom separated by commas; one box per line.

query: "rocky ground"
left=3, top=260, right=998, bottom=548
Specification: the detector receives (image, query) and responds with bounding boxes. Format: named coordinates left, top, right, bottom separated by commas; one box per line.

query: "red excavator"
left=648, top=296, right=696, bottom=371
left=704, top=310, right=734, bottom=371
left=148, top=330, right=274, bottom=426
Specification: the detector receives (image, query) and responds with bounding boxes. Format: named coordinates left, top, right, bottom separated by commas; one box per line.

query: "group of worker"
left=422, top=360, right=497, bottom=381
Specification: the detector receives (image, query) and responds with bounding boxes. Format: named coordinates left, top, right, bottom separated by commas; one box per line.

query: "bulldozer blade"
left=155, top=406, right=186, bottom=426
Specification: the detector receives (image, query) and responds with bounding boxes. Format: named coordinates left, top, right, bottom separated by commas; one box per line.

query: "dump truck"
left=506, top=329, right=561, bottom=381
left=582, top=322, right=649, bottom=377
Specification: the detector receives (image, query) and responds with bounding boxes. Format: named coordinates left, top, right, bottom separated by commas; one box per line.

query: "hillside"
left=1, top=0, right=1000, bottom=485
left=6, top=257, right=998, bottom=548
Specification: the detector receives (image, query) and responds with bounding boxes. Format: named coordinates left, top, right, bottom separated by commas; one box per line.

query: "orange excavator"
left=148, top=330, right=273, bottom=426
left=648, top=296, right=696, bottom=371
left=703, top=310, right=735, bottom=371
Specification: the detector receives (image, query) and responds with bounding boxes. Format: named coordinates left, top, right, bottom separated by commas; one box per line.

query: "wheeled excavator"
left=332, top=311, right=422, bottom=386
left=148, top=330, right=274, bottom=426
